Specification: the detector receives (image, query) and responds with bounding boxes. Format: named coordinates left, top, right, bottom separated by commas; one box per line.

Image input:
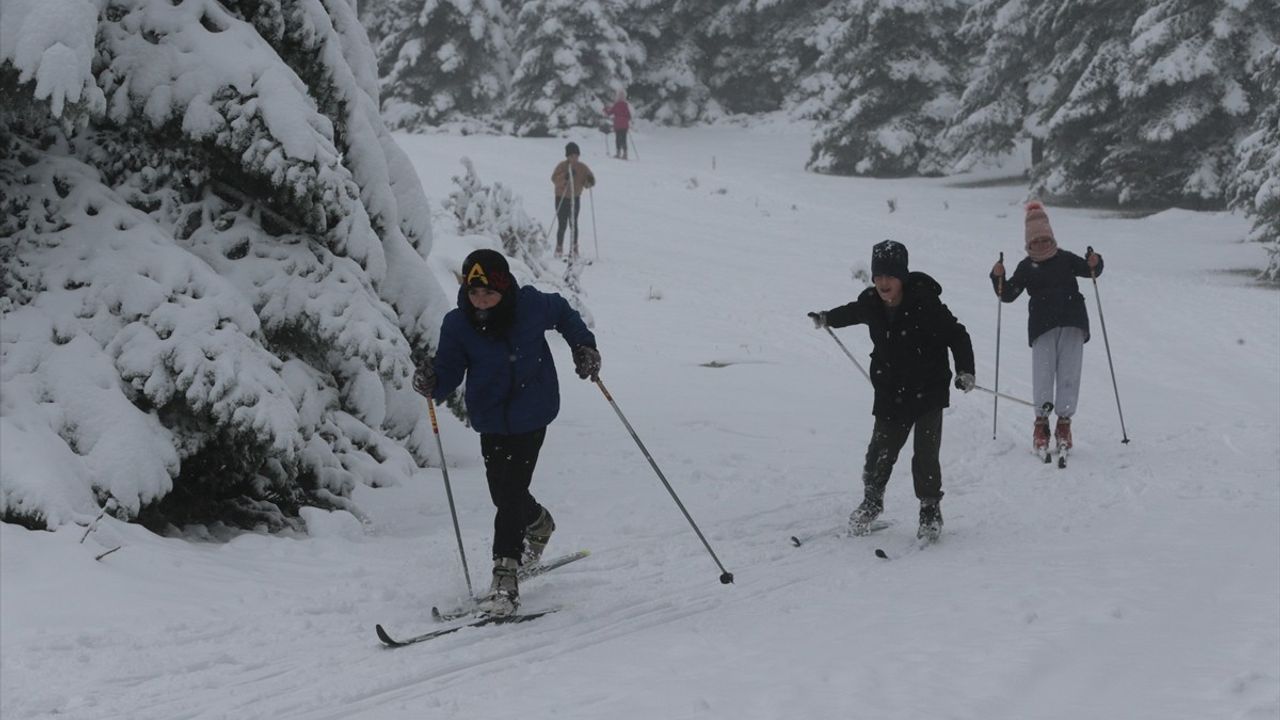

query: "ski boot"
left=917, top=499, right=943, bottom=542
left=521, top=507, right=556, bottom=566
left=1034, top=417, right=1051, bottom=460
left=848, top=488, right=885, bottom=536
left=1054, top=417, right=1072, bottom=450
left=476, top=557, right=519, bottom=617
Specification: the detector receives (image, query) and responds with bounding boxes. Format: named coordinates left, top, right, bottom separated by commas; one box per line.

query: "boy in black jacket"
left=808, top=240, right=975, bottom=541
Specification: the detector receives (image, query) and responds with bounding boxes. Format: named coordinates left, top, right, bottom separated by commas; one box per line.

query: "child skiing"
left=412, top=249, right=602, bottom=617
left=603, top=89, right=631, bottom=160
left=551, top=142, right=595, bottom=258
left=990, top=201, right=1103, bottom=458
left=808, top=240, right=975, bottom=542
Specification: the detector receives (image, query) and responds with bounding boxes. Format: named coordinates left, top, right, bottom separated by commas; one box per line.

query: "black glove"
left=807, top=311, right=827, bottom=329
left=572, top=346, right=601, bottom=380
left=954, top=372, right=975, bottom=393
left=412, top=360, right=436, bottom=397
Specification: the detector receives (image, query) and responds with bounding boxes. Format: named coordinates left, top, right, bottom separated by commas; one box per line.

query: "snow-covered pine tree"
left=1230, top=43, right=1280, bottom=283
left=807, top=0, right=967, bottom=177
left=944, top=0, right=1046, bottom=171
left=1103, top=0, right=1277, bottom=208
left=447, top=157, right=550, bottom=270
left=361, top=0, right=514, bottom=130
left=697, top=0, right=833, bottom=115
left=0, top=0, right=449, bottom=532
left=506, top=0, right=644, bottom=136
left=621, top=0, right=719, bottom=125
left=1025, top=0, right=1145, bottom=202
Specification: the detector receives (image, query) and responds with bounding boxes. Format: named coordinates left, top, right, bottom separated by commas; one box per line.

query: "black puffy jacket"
left=824, top=272, right=975, bottom=421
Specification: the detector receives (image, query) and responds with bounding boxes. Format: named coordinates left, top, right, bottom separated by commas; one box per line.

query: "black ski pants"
left=614, top=129, right=628, bottom=157
left=480, top=427, right=548, bottom=562
left=861, top=408, right=944, bottom=502
left=554, top=195, right=581, bottom=253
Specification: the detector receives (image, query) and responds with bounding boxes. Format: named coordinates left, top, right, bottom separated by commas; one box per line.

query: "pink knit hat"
left=1024, top=201, right=1054, bottom=245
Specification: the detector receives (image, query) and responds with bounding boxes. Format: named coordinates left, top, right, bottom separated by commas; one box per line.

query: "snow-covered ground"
left=3, top=123, right=1278, bottom=720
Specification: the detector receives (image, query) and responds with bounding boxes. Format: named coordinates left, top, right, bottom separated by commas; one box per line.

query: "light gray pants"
left=1032, top=326, right=1085, bottom=418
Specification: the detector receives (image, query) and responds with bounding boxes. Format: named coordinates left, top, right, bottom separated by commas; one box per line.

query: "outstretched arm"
left=822, top=294, right=872, bottom=329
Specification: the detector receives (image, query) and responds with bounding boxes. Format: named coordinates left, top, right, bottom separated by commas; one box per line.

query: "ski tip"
left=375, top=624, right=399, bottom=646
left=874, top=548, right=889, bottom=559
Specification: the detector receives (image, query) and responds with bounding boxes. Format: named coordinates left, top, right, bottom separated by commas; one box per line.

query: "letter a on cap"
left=466, top=263, right=488, bottom=286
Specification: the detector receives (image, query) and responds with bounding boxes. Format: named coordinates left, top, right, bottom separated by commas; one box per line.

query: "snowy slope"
left=2, top=123, right=1278, bottom=720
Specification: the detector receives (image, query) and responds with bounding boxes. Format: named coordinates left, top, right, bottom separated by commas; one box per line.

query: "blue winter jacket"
left=432, top=285, right=596, bottom=435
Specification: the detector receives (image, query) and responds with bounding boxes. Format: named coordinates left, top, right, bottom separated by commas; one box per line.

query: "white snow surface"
left=3, top=123, right=1278, bottom=719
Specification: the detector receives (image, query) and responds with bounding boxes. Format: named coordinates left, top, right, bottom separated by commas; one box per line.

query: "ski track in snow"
left=2, top=124, right=1278, bottom=720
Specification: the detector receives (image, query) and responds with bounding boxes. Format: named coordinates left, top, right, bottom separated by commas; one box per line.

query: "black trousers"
left=480, top=427, right=548, bottom=561
left=861, top=408, right=944, bottom=502
left=615, top=129, right=628, bottom=156
left=554, top=195, right=581, bottom=252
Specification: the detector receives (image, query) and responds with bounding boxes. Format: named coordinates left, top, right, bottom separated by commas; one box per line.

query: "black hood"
left=906, top=271, right=942, bottom=299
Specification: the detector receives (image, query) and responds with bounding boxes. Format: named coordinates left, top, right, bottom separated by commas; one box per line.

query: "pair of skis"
left=375, top=550, right=589, bottom=648
left=788, top=519, right=934, bottom=560
left=1038, top=442, right=1069, bottom=468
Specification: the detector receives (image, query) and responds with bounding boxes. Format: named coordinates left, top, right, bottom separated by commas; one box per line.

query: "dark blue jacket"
left=992, top=250, right=1103, bottom=346
left=825, top=272, right=975, bottom=421
left=432, top=285, right=596, bottom=435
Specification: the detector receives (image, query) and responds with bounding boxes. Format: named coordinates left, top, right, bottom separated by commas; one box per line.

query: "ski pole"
left=973, top=384, right=1035, bottom=408
left=1087, top=246, right=1130, bottom=443
left=427, top=400, right=473, bottom=597
left=993, top=251, right=1003, bottom=439
left=593, top=378, right=734, bottom=585
left=823, top=327, right=871, bottom=384
left=629, top=131, right=639, bottom=161
left=589, top=187, right=599, bottom=261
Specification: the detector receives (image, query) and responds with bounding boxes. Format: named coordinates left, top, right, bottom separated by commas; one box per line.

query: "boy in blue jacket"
left=412, top=249, right=600, bottom=616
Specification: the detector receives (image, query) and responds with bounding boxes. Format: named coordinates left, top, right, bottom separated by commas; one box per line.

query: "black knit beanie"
left=870, top=240, right=909, bottom=282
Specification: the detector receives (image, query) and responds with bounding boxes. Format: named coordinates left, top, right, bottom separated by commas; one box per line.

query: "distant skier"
left=551, top=142, right=595, bottom=258
left=412, top=249, right=602, bottom=616
left=990, top=201, right=1103, bottom=455
left=602, top=88, right=631, bottom=160
left=808, top=240, right=975, bottom=542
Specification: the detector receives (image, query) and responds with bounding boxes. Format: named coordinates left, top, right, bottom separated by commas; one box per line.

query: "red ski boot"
left=1033, top=417, right=1050, bottom=452
left=1055, top=417, right=1073, bottom=450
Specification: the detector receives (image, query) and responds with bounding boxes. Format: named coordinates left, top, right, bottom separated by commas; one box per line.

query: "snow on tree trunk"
left=0, top=0, right=449, bottom=532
